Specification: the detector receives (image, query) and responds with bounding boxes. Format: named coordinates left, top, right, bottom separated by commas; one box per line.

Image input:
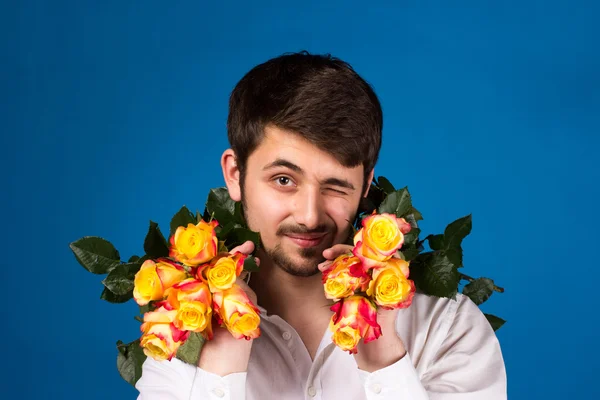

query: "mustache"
left=276, top=224, right=331, bottom=236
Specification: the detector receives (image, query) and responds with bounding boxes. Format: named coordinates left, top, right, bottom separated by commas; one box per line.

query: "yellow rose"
left=169, top=220, right=219, bottom=266
left=200, top=252, right=246, bottom=293
left=164, top=278, right=213, bottom=338
left=322, top=254, right=370, bottom=301
left=140, top=306, right=187, bottom=361
left=213, top=284, right=261, bottom=340
left=366, top=259, right=415, bottom=309
left=133, top=259, right=187, bottom=306
left=328, top=295, right=381, bottom=354
left=331, top=325, right=362, bottom=353
left=353, top=213, right=410, bottom=269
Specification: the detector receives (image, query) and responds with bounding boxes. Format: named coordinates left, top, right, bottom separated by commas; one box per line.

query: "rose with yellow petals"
left=367, top=259, right=415, bottom=309
left=353, top=213, right=411, bottom=269
left=322, top=254, right=370, bottom=301
left=140, top=306, right=188, bottom=361
left=169, top=220, right=219, bottom=266
left=328, top=295, right=381, bottom=354
left=133, top=259, right=187, bottom=306
left=213, top=284, right=261, bottom=340
left=164, top=278, right=213, bottom=338
left=199, top=252, right=246, bottom=293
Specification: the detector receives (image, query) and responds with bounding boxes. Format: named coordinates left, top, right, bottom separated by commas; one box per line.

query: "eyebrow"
left=263, top=158, right=356, bottom=191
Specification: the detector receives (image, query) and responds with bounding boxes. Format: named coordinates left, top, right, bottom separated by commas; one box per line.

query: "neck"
left=249, top=250, right=332, bottom=323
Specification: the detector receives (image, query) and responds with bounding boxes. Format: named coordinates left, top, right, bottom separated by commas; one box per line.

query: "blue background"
left=2, top=0, right=598, bottom=398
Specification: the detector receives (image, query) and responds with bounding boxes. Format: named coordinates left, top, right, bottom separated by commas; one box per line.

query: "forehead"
left=248, top=125, right=364, bottom=178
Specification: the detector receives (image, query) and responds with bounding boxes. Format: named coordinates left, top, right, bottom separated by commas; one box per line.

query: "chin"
left=267, top=245, right=324, bottom=278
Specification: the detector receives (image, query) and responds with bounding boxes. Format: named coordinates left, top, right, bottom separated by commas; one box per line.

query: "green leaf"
left=100, top=287, right=132, bottom=304
left=233, top=201, right=246, bottom=225
left=102, top=262, right=140, bottom=295
left=139, top=304, right=152, bottom=314
left=116, top=339, right=146, bottom=386
left=403, top=227, right=421, bottom=247
left=445, top=247, right=464, bottom=268
left=143, top=221, right=170, bottom=259
left=128, top=255, right=140, bottom=263
left=400, top=247, right=420, bottom=262
left=170, top=206, right=196, bottom=237
left=427, top=234, right=445, bottom=251
left=377, top=176, right=396, bottom=194
left=176, top=332, right=205, bottom=365
left=206, top=187, right=237, bottom=227
left=411, top=252, right=460, bottom=298
left=444, top=215, right=472, bottom=249
left=70, top=236, right=121, bottom=274
left=484, top=314, right=506, bottom=331
left=243, top=255, right=260, bottom=272
left=410, top=206, right=423, bottom=221
left=463, top=277, right=495, bottom=305
left=378, top=187, right=412, bottom=218
left=216, top=222, right=243, bottom=242
left=224, top=227, right=260, bottom=250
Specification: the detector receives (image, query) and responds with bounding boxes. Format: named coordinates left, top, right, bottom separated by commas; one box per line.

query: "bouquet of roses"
left=133, top=218, right=261, bottom=362
left=70, top=178, right=504, bottom=386
left=322, top=212, right=415, bottom=354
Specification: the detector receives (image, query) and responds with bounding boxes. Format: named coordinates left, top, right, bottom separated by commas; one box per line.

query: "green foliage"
left=116, top=340, right=146, bottom=386
left=484, top=314, right=506, bottom=331
left=410, top=252, right=461, bottom=298
left=169, top=206, right=196, bottom=238
left=70, top=237, right=121, bottom=274
left=176, top=332, right=205, bottom=365
left=70, top=175, right=506, bottom=387
left=463, top=277, right=495, bottom=305
left=143, top=221, right=169, bottom=259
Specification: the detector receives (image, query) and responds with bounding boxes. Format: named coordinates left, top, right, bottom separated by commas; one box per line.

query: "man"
left=136, top=51, right=506, bottom=399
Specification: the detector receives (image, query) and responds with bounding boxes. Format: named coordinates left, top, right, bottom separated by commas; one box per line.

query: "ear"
left=221, top=149, right=242, bottom=201
left=362, top=168, right=375, bottom=198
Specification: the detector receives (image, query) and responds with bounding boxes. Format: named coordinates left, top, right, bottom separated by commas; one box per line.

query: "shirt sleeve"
left=358, top=353, right=429, bottom=399
left=358, top=295, right=507, bottom=400
left=136, top=357, right=247, bottom=400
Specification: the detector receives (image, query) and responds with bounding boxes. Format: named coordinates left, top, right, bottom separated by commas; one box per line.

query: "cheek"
left=243, top=186, right=289, bottom=240
left=325, top=200, right=357, bottom=241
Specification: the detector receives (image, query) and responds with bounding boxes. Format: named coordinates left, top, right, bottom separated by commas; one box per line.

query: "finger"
left=322, top=244, right=354, bottom=260
left=317, top=260, right=333, bottom=272
left=229, top=240, right=255, bottom=256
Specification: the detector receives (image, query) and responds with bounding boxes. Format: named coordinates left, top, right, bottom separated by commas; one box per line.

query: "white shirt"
left=136, top=293, right=507, bottom=400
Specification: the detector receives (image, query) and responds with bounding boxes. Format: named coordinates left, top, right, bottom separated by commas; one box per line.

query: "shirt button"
left=282, top=331, right=292, bottom=340
left=307, top=386, right=317, bottom=397
left=371, top=383, right=382, bottom=394
left=212, top=387, right=225, bottom=398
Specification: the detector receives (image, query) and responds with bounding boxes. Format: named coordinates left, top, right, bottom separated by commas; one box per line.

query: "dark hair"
left=227, top=51, right=383, bottom=190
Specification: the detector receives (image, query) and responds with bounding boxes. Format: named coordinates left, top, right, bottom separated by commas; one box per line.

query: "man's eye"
left=276, top=176, right=292, bottom=186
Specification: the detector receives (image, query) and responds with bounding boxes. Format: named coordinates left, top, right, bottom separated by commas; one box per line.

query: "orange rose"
left=328, top=295, right=381, bottom=354
left=213, top=284, right=261, bottom=340
left=322, top=254, right=370, bottom=301
left=164, top=278, right=213, bottom=339
left=140, top=306, right=188, bottom=361
left=169, top=220, right=219, bottom=266
left=133, top=259, right=187, bottom=306
left=199, top=252, right=246, bottom=293
left=353, top=213, right=411, bottom=269
left=366, top=259, right=415, bottom=309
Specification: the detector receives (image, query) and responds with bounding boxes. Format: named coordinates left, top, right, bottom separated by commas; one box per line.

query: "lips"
left=285, top=233, right=327, bottom=248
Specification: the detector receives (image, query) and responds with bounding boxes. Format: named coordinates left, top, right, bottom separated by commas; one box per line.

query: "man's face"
left=236, top=125, right=369, bottom=277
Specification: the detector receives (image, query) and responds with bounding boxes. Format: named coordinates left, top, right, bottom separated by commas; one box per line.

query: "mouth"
left=284, top=233, right=327, bottom=248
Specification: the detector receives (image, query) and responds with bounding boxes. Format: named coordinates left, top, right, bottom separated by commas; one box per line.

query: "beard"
left=240, top=185, right=343, bottom=278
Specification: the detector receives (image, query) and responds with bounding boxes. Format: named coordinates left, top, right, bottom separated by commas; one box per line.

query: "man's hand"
left=197, top=241, right=259, bottom=376
left=320, top=244, right=407, bottom=373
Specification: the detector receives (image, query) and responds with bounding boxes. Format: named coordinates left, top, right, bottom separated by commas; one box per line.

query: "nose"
left=292, top=187, right=324, bottom=230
